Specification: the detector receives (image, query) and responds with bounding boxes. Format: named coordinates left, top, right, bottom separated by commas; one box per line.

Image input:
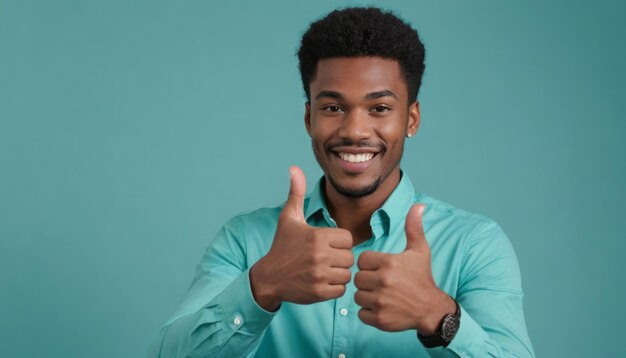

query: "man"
left=148, top=7, right=534, bottom=357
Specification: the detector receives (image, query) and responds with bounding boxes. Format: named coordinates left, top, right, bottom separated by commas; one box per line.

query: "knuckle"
left=353, top=272, right=362, bottom=286
left=383, top=256, right=395, bottom=268
left=310, top=286, right=326, bottom=301
left=340, top=269, right=352, bottom=283
left=303, top=235, right=316, bottom=249
left=309, top=251, right=325, bottom=266
left=354, top=290, right=365, bottom=304
left=357, top=252, right=369, bottom=268
left=374, top=296, right=385, bottom=310
left=358, top=308, right=367, bottom=321
left=374, top=312, right=387, bottom=327
left=379, top=274, right=393, bottom=288
left=308, top=230, right=321, bottom=243
left=339, top=228, right=353, bottom=244
left=346, top=252, right=355, bottom=267
left=309, top=267, right=325, bottom=282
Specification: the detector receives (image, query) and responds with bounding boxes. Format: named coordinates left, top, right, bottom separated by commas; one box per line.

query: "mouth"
left=336, top=152, right=376, bottom=163
left=330, top=149, right=380, bottom=173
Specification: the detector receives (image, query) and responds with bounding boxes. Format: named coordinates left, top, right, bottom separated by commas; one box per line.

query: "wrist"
left=249, top=259, right=281, bottom=312
left=417, top=291, right=457, bottom=336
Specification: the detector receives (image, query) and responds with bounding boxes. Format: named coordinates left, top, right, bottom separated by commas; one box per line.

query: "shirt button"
left=233, top=315, right=242, bottom=326
left=338, top=354, right=346, bottom=358
left=339, top=308, right=348, bottom=316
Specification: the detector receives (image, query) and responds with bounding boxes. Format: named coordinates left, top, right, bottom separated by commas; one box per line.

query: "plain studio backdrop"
left=1, top=0, right=624, bottom=357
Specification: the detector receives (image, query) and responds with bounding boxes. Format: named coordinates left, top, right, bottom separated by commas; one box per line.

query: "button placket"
left=331, top=244, right=360, bottom=358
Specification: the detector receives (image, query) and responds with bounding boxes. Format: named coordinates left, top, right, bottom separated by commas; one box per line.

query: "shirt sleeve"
left=427, top=220, right=535, bottom=358
left=146, top=216, right=277, bottom=358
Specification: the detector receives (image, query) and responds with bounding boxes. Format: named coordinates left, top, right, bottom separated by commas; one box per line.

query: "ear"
left=304, top=101, right=312, bottom=136
left=407, top=100, right=420, bottom=136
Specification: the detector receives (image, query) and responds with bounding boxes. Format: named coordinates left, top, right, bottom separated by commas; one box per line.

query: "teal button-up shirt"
left=148, top=173, right=534, bottom=357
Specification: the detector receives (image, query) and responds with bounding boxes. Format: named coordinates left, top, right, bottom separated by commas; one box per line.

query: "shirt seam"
left=238, top=215, right=249, bottom=271
left=461, top=220, right=493, bottom=293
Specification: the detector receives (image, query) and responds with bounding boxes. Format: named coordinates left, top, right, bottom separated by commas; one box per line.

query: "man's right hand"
left=249, top=166, right=354, bottom=311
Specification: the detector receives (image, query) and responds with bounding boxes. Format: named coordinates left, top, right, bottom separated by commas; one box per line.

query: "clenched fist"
left=354, top=204, right=456, bottom=335
left=250, top=166, right=355, bottom=311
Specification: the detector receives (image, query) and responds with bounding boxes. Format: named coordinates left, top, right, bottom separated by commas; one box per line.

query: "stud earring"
left=407, top=133, right=412, bottom=138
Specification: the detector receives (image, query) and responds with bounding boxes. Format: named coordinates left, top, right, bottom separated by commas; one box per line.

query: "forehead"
left=310, top=57, right=407, bottom=101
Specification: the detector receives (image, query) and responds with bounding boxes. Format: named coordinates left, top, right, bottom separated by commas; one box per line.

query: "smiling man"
left=148, top=7, right=534, bottom=358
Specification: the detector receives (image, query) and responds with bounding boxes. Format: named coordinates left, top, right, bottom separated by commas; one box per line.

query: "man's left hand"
left=354, top=204, right=456, bottom=335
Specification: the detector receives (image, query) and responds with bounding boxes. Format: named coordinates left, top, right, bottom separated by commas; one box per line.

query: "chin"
left=328, top=175, right=381, bottom=198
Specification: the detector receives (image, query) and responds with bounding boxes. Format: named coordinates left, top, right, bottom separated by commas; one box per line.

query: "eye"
left=371, top=105, right=391, bottom=113
left=321, top=105, right=344, bottom=113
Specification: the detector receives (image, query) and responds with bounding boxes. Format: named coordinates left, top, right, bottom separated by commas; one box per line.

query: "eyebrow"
left=365, top=90, right=398, bottom=100
left=315, top=90, right=344, bottom=100
left=314, top=89, right=398, bottom=101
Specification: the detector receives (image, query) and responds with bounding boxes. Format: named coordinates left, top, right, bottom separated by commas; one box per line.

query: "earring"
left=407, top=133, right=412, bottom=138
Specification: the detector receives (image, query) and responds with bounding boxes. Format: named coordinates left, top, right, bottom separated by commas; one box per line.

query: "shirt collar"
left=375, top=171, right=416, bottom=236
left=304, top=177, right=329, bottom=224
left=304, top=172, right=416, bottom=239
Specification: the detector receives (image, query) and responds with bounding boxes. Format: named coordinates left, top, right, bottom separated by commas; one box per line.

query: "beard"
left=311, top=137, right=399, bottom=199
left=327, top=174, right=382, bottom=198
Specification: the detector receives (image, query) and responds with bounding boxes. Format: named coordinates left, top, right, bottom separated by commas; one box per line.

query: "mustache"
left=326, top=139, right=386, bottom=153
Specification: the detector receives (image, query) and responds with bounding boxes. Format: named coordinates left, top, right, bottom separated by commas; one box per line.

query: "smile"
left=337, top=152, right=375, bottom=163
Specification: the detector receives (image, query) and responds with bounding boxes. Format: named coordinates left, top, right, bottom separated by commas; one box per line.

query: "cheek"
left=310, top=121, right=337, bottom=145
left=310, top=132, right=329, bottom=155
left=386, top=138, right=404, bottom=156
left=377, top=124, right=406, bottom=148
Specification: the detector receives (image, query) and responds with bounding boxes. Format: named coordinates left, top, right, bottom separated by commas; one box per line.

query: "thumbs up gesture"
left=250, top=166, right=355, bottom=311
left=354, top=204, right=456, bottom=335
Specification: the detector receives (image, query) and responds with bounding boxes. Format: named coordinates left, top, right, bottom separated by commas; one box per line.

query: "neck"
left=324, top=169, right=401, bottom=246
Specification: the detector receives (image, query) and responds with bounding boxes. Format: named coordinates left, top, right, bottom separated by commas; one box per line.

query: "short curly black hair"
left=297, top=7, right=425, bottom=103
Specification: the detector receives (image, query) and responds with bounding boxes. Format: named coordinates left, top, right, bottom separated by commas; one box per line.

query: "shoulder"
left=416, top=194, right=521, bottom=287
left=227, top=195, right=315, bottom=227
left=224, top=205, right=283, bottom=232
left=415, top=193, right=513, bottom=254
left=416, top=193, right=498, bottom=231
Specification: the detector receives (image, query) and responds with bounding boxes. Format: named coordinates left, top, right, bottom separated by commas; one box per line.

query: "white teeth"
left=338, top=152, right=374, bottom=163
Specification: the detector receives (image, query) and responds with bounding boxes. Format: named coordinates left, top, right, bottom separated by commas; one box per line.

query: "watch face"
left=441, top=315, right=460, bottom=341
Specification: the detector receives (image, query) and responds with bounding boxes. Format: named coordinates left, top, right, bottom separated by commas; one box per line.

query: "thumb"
left=282, top=166, right=307, bottom=222
left=404, top=204, right=428, bottom=252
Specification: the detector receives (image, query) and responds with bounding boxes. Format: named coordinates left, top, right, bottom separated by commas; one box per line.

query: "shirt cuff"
left=444, top=305, right=489, bottom=357
left=215, top=268, right=278, bottom=335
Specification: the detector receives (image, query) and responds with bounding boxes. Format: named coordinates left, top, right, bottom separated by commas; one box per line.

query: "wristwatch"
left=417, top=299, right=461, bottom=348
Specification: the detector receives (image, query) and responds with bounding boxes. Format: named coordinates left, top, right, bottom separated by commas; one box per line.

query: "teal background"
left=1, top=0, right=624, bottom=357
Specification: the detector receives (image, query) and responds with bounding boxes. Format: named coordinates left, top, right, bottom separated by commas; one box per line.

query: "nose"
left=338, top=109, right=371, bottom=142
